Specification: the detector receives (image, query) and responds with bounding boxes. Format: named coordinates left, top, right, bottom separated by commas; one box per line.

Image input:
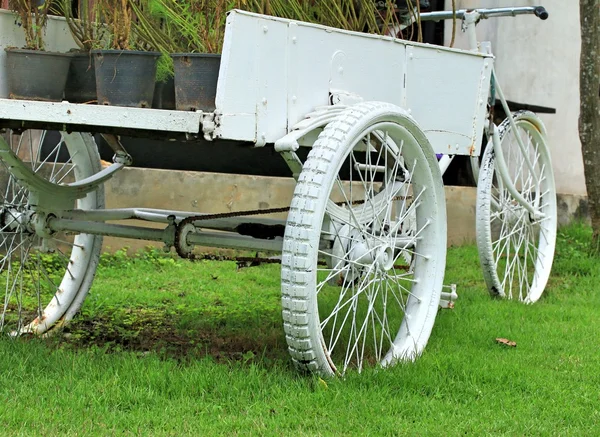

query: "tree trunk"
left=579, top=0, right=600, bottom=253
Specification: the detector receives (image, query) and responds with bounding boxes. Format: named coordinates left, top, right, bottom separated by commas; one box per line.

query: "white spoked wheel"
left=282, top=102, right=447, bottom=376
left=476, top=111, right=557, bottom=303
left=0, top=130, right=104, bottom=335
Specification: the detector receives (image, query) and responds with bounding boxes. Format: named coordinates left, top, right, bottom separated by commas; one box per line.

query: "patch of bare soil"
left=57, top=310, right=288, bottom=364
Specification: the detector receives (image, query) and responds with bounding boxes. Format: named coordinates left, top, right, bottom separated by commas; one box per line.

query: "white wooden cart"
left=0, top=7, right=556, bottom=376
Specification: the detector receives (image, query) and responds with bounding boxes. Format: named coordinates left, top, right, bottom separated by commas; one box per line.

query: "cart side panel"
left=286, top=23, right=407, bottom=131
left=217, top=12, right=291, bottom=144
left=217, top=10, right=408, bottom=144
left=218, top=11, right=492, bottom=156
left=216, top=10, right=258, bottom=117
left=405, top=45, right=493, bottom=156
left=255, top=17, right=289, bottom=146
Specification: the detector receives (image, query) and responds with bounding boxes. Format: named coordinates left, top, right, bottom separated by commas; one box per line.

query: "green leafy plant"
left=132, top=0, right=413, bottom=63
left=248, top=0, right=316, bottom=22
left=9, top=0, right=53, bottom=50
left=137, top=0, right=242, bottom=54
left=131, top=0, right=244, bottom=81
left=129, top=0, right=179, bottom=79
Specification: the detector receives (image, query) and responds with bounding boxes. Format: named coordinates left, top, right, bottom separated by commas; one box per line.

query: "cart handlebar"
left=419, top=6, right=549, bottom=23
left=534, top=6, right=549, bottom=20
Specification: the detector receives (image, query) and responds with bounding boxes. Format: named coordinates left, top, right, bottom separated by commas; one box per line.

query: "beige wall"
left=445, top=0, right=585, bottom=196
left=102, top=167, right=587, bottom=254
left=102, top=167, right=480, bottom=253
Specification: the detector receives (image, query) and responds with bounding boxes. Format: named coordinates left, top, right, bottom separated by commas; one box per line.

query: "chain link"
left=173, top=196, right=411, bottom=262
left=174, top=205, right=291, bottom=260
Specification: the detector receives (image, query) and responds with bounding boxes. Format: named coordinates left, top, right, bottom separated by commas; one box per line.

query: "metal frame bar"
left=61, top=208, right=287, bottom=232
left=419, top=7, right=544, bottom=23
left=493, top=71, right=540, bottom=182
left=489, top=126, right=537, bottom=217
left=0, top=98, right=202, bottom=135
left=444, top=8, right=543, bottom=217
left=47, top=217, right=284, bottom=252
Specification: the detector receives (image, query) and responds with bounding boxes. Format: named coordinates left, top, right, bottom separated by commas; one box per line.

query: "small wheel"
left=282, top=102, right=447, bottom=376
left=476, top=111, right=557, bottom=303
left=0, top=130, right=104, bottom=335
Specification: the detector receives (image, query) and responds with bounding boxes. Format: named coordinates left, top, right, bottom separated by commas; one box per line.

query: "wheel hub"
left=346, top=230, right=397, bottom=276
left=176, top=222, right=198, bottom=257
left=498, top=199, right=526, bottom=226
left=375, top=245, right=395, bottom=271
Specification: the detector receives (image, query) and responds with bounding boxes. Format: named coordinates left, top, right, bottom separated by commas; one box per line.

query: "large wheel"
left=476, top=111, right=557, bottom=303
left=282, top=102, right=447, bottom=376
left=0, top=130, right=104, bottom=335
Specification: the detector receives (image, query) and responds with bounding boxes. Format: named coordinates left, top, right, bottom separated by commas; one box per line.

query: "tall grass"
left=0, top=223, right=598, bottom=435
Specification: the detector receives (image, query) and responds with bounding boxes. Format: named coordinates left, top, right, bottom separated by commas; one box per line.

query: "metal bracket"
left=274, top=105, right=350, bottom=153
left=201, top=111, right=221, bottom=141
left=162, top=215, right=177, bottom=251
left=0, top=135, right=124, bottom=210
left=275, top=105, right=352, bottom=179
left=329, top=89, right=364, bottom=106
left=101, top=134, right=133, bottom=166
left=439, top=284, right=458, bottom=309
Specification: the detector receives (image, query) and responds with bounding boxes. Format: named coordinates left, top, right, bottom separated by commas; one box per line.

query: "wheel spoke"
left=0, top=130, right=101, bottom=334
left=477, top=114, right=556, bottom=302
left=283, top=104, right=445, bottom=375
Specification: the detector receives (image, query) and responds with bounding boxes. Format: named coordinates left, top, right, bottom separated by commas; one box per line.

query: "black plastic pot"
left=4, top=48, right=72, bottom=101
left=92, top=50, right=160, bottom=107
left=64, top=52, right=97, bottom=103
left=171, top=53, right=221, bottom=111
left=152, top=77, right=176, bottom=110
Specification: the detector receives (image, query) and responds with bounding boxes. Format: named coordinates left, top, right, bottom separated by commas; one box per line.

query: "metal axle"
left=61, top=207, right=286, bottom=232
left=46, top=216, right=284, bottom=253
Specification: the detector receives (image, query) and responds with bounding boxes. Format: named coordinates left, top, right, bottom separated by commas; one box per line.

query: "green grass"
left=1, top=223, right=599, bottom=435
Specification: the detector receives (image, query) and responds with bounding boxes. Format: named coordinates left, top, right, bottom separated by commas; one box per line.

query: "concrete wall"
left=102, top=167, right=588, bottom=254
left=445, top=0, right=585, bottom=196
left=102, top=167, right=480, bottom=253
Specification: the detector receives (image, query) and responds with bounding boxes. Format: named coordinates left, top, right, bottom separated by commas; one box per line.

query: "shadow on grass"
left=54, top=306, right=291, bottom=368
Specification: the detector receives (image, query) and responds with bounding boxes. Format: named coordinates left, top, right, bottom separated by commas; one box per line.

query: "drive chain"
left=174, top=206, right=290, bottom=260
left=173, top=196, right=410, bottom=263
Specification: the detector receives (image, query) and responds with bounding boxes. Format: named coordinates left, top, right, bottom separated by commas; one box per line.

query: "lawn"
left=0, top=224, right=599, bottom=435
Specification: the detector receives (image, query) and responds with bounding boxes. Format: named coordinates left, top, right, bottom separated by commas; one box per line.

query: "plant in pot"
left=249, top=0, right=405, bottom=36
left=130, top=0, right=179, bottom=109
left=136, top=0, right=413, bottom=111
left=92, top=0, right=161, bottom=107
left=140, top=0, right=241, bottom=112
left=5, top=0, right=73, bottom=101
left=55, top=0, right=106, bottom=103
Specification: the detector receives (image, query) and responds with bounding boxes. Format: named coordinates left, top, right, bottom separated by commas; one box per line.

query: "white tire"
left=282, top=102, right=447, bottom=376
left=476, top=112, right=557, bottom=303
left=0, top=130, right=104, bottom=335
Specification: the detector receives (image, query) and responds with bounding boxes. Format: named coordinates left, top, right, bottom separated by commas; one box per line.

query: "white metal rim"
left=476, top=112, right=557, bottom=303
left=0, top=131, right=103, bottom=335
left=282, top=102, right=447, bottom=376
